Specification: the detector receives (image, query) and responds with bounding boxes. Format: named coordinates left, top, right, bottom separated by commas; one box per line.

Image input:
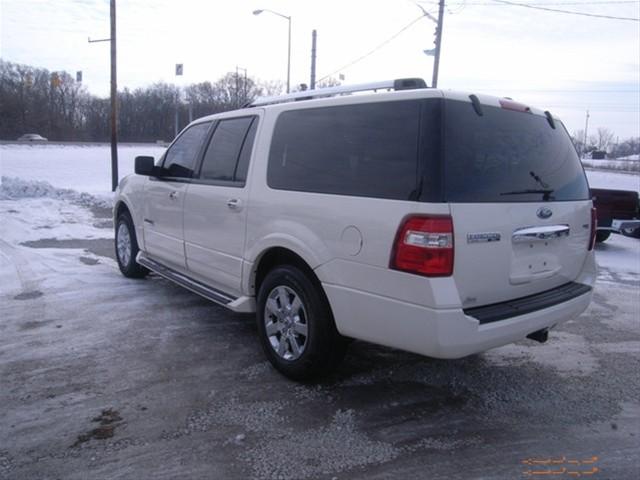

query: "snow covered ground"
left=586, top=169, right=640, bottom=192
left=0, top=143, right=166, bottom=194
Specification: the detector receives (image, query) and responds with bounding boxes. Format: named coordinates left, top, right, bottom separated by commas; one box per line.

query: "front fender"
left=114, top=174, right=148, bottom=249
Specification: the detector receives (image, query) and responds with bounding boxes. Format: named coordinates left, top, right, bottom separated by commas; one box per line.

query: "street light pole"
left=253, top=9, right=291, bottom=93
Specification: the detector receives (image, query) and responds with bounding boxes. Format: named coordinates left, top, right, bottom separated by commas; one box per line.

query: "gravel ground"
left=1, top=198, right=639, bottom=480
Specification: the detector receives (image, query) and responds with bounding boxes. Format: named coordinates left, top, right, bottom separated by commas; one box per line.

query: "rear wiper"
left=500, top=189, right=555, bottom=200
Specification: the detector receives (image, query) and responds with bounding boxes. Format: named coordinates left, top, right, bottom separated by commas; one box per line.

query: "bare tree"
left=317, top=77, right=342, bottom=89
left=611, top=137, right=640, bottom=159
left=595, top=127, right=615, bottom=152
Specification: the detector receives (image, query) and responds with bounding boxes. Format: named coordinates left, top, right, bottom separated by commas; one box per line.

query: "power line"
left=420, top=1, right=639, bottom=5
left=490, top=0, right=640, bottom=21
left=317, top=15, right=426, bottom=82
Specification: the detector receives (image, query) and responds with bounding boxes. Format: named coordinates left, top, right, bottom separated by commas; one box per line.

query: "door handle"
left=512, top=224, right=570, bottom=243
left=169, top=191, right=178, bottom=200
left=227, top=198, right=241, bottom=209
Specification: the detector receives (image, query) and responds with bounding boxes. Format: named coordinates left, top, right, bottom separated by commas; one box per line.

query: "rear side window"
left=268, top=101, right=421, bottom=200
left=235, top=118, right=258, bottom=183
left=200, top=117, right=256, bottom=184
left=444, top=100, right=589, bottom=202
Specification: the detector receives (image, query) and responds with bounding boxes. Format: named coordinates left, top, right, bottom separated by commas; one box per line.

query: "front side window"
left=199, top=117, right=256, bottom=184
left=163, top=122, right=211, bottom=178
left=267, top=101, right=421, bottom=200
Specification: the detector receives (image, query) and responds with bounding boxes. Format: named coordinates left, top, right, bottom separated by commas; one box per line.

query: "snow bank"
left=0, top=176, right=113, bottom=209
left=616, top=154, right=640, bottom=161
left=583, top=159, right=640, bottom=173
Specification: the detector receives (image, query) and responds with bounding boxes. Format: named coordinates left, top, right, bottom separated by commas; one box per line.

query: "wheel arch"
left=114, top=200, right=131, bottom=222
left=114, top=198, right=145, bottom=251
left=251, top=247, right=325, bottom=300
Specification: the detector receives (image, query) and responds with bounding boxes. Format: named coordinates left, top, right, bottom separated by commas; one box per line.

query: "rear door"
left=442, top=97, right=593, bottom=308
left=143, top=122, right=211, bottom=270
left=183, top=115, right=259, bottom=295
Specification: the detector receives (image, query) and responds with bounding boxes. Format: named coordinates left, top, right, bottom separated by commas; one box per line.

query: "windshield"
left=443, top=100, right=590, bottom=202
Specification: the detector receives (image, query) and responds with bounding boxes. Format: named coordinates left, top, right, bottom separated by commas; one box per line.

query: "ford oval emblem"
left=537, top=207, right=553, bottom=219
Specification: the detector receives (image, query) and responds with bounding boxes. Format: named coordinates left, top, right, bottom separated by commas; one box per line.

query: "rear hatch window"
left=443, top=100, right=589, bottom=203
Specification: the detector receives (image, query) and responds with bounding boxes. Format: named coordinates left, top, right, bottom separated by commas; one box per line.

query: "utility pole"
left=175, top=64, right=183, bottom=137
left=109, top=0, right=117, bottom=192
left=286, top=18, right=291, bottom=93
left=88, top=0, right=118, bottom=192
left=583, top=109, right=590, bottom=158
left=432, top=0, right=445, bottom=88
left=310, top=29, right=317, bottom=90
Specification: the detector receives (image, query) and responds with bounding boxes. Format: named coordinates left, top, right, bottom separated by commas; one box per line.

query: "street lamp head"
left=253, top=9, right=263, bottom=15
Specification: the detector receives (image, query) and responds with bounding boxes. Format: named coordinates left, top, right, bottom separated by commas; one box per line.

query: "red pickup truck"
left=591, top=188, right=640, bottom=242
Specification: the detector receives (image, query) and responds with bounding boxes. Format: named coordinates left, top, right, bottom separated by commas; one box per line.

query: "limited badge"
left=467, top=232, right=501, bottom=244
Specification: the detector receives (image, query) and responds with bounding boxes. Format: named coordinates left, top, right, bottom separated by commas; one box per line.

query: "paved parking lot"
left=1, top=198, right=639, bottom=480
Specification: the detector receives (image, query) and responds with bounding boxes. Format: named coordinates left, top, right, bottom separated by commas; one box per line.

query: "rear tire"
left=622, top=227, right=640, bottom=239
left=256, top=265, right=348, bottom=381
left=595, top=230, right=611, bottom=243
left=115, top=211, right=149, bottom=278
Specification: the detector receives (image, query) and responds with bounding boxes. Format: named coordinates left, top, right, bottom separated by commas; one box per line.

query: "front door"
left=142, top=121, right=212, bottom=270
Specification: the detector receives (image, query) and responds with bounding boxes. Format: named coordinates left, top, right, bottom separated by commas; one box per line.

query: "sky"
left=1, top=0, right=639, bottom=138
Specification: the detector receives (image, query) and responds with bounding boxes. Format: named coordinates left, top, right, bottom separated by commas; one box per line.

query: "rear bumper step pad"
left=464, top=282, right=592, bottom=325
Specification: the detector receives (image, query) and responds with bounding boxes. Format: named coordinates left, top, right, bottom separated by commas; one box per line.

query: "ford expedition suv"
left=114, top=79, right=596, bottom=380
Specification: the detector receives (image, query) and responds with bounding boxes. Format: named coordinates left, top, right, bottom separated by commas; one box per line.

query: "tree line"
left=0, top=59, right=283, bottom=142
left=2, top=58, right=638, bottom=157
left=571, top=127, right=639, bottom=159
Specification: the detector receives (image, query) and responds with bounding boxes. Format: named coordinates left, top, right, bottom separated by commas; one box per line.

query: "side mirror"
left=135, top=156, right=155, bottom=176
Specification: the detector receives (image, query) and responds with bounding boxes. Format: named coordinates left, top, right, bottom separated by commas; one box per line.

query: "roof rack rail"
left=247, top=78, right=428, bottom=107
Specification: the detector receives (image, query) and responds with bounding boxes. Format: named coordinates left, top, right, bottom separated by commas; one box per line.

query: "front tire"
left=115, top=211, right=149, bottom=278
left=595, top=230, right=611, bottom=243
left=256, top=265, right=347, bottom=381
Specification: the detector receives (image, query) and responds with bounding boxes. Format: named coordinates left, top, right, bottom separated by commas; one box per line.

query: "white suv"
left=114, top=79, right=596, bottom=380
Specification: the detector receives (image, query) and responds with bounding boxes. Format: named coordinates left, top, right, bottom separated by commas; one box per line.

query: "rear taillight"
left=390, top=215, right=454, bottom=277
left=589, top=207, right=597, bottom=251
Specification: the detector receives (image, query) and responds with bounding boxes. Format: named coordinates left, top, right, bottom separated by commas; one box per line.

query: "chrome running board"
left=137, top=253, right=237, bottom=306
